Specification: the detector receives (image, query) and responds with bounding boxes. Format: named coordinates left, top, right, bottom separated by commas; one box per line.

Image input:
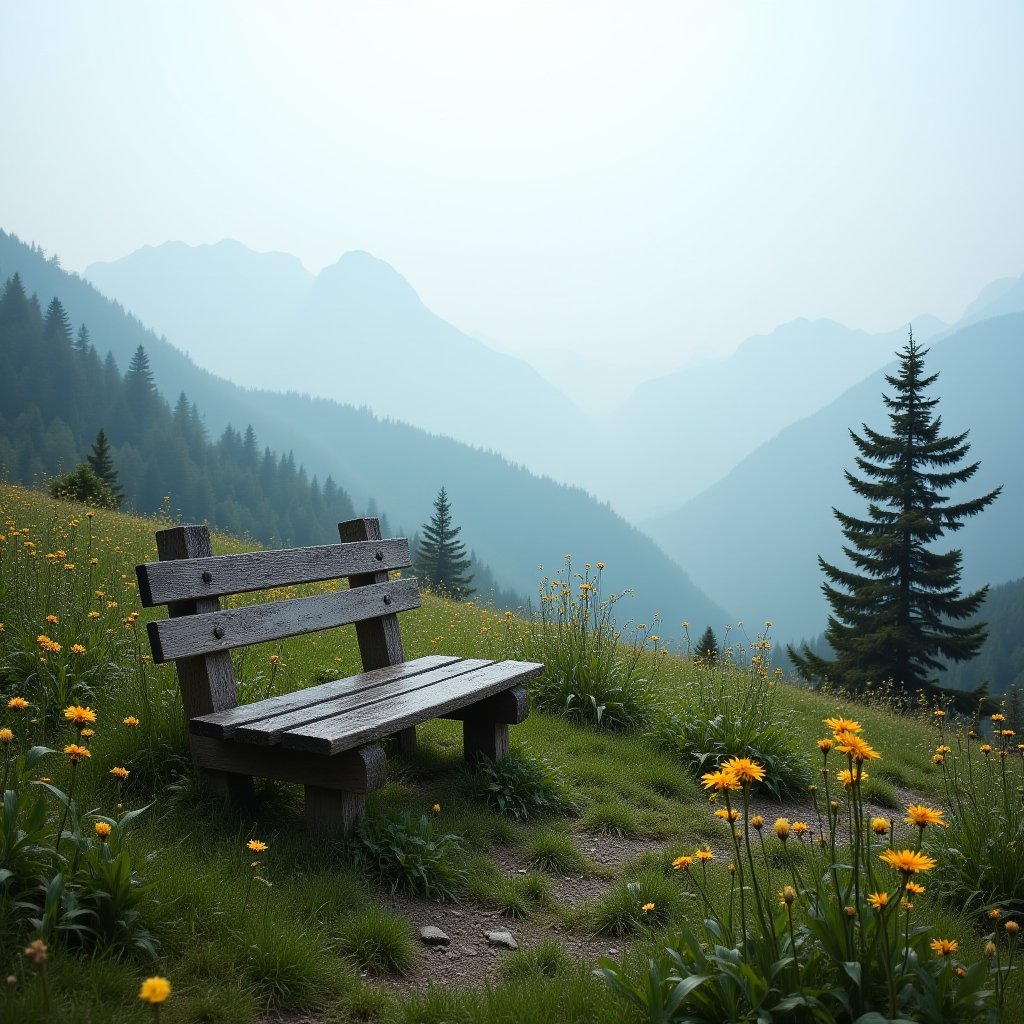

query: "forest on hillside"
left=0, top=271, right=521, bottom=606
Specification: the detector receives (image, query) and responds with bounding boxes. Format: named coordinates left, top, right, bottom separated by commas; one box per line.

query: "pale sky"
left=2, top=1, right=1022, bottom=366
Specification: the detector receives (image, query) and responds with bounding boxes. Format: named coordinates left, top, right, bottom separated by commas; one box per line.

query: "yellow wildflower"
left=138, top=976, right=172, bottom=1004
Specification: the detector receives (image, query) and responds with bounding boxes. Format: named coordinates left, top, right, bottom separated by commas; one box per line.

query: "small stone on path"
left=485, top=930, right=518, bottom=950
left=419, top=926, right=451, bottom=946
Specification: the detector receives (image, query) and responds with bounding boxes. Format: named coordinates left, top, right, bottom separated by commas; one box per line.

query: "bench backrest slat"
left=147, top=577, right=421, bottom=663
left=137, top=538, right=412, bottom=606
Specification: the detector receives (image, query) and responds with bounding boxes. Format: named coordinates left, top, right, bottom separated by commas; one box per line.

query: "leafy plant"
left=471, top=748, right=573, bottom=820
left=578, top=871, right=678, bottom=937
left=508, top=557, right=663, bottom=731
left=349, top=810, right=466, bottom=900
left=657, top=625, right=811, bottom=798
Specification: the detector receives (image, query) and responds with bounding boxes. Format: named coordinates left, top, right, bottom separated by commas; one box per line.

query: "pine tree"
left=694, top=626, right=719, bottom=664
left=86, top=427, right=122, bottom=503
left=74, top=324, right=92, bottom=354
left=789, top=329, right=1001, bottom=697
left=43, top=297, right=73, bottom=344
left=126, top=344, right=155, bottom=390
left=416, top=486, right=474, bottom=600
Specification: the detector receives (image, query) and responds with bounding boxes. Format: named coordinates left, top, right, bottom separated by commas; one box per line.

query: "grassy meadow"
left=0, top=482, right=1020, bottom=1023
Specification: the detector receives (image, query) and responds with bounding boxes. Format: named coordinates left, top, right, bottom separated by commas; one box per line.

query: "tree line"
left=0, top=271, right=357, bottom=545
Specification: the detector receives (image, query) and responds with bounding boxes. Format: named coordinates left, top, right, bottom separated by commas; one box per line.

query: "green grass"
left=0, top=483, right=1016, bottom=1022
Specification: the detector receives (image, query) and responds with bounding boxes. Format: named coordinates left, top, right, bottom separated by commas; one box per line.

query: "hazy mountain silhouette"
left=3, top=229, right=730, bottom=638
left=591, top=316, right=948, bottom=519
left=90, top=239, right=1011, bottom=525
left=644, top=314, right=1024, bottom=643
left=85, top=242, right=585, bottom=482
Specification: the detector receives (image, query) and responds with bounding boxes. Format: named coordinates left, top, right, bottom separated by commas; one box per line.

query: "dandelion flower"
left=824, top=716, right=862, bottom=734
left=641, top=902, right=655, bottom=914
left=432, top=803, right=441, bottom=813
left=247, top=839, right=268, bottom=853
left=701, top=768, right=741, bottom=791
left=714, top=808, right=740, bottom=822
left=123, top=716, right=140, bottom=728
left=879, top=848, right=938, bottom=875
left=1007, top=921, right=1021, bottom=935
left=834, top=733, right=881, bottom=762
left=70, top=643, right=87, bottom=655
left=837, top=768, right=867, bottom=788
left=871, top=817, right=890, bottom=835
left=672, top=855, right=693, bottom=871
left=774, top=818, right=791, bottom=840
left=110, top=766, right=129, bottom=780
left=64, top=705, right=97, bottom=726
left=992, top=713, right=1006, bottom=723
left=930, top=938, right=958, bottom=957
left=721, top=756, right=765, bottom=784
left=139, top=976, right=172, bottom=1004
left=905, top=804, right=948, bottom=829
left=778, top=886, right=797, bottom=906
left=867, top=891, right=889, bottom=910
left=63, top=744, right=91, bottom=763
left=906, top=881, right=926, bottom=896
left=750, top=814, right=764, bottom=830
left=791, top=822, right=809, bottom=838
left=0, top=728, right=12, bottom=745
left=94, top=822, right=112, bottom=838
left=817, top=738, right=834, bottom=754
left=7, top=696, right=28, bottom=710
left=694, top=848, right=714, bottom=863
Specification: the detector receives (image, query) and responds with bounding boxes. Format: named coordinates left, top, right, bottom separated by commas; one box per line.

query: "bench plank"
left=189, top=654, right=462, bottom=739
left=137, top=538, right=412, bottom=605
left=282, top=660, right=544, bottom=755
left=230, top=658, right=494, bottom=745
left=147, top=578, right=421, bottom=663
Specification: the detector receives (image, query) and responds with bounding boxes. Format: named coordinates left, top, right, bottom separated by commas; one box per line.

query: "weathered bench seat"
left=136, top=518, right=542, bottom=833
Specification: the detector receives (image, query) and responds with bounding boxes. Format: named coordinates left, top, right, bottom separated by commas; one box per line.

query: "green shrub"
left=581, top=800, right=641, bottom=838
left=462, top=856, right=553, bottom=917
left=471, top=748, right=573, bottom=819
left=47, top=465, right=121, bottom=510
left=578, top=871, right=678, bottom=936
left=336, top=906, right=416, bottom=974
left=656, top=631, right=812, bottom=799
left=520, top=827, right=588, bottom=874
left=931, top=720, right=1024, bottom=916
left=349, top=811, right=466, bottom=900
left=497, top=938, right=572, bottom=982
left=507, top=558, right=663, bottom=732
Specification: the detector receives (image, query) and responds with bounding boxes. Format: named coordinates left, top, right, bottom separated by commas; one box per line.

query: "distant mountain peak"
left=312, top=250, right=425, bottom=316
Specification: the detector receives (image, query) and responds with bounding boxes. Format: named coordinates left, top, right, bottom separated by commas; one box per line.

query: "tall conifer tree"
left=416, top=486, right=474, bottom=600
left=789, top=329, right=1001, bottom=696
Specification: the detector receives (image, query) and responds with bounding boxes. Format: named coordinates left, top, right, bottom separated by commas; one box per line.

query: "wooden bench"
left=135, top=518, right=542, bottom=833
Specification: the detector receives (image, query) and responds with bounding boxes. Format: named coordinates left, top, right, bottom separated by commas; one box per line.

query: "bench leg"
left=200, top=768, right=255, bottom=808
left=463, top=720, right=510, bottom=764
left=305, top=785, right=365, bottom=835
left=396, top=726, right=417, bottom=756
